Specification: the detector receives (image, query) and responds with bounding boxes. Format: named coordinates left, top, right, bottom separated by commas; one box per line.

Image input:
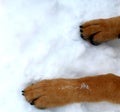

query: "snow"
left=80, top=83, right=89, bottom=90
left=1, top=0, right=120, bottom=112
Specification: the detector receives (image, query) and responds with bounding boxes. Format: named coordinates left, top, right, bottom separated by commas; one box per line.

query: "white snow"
left=80, top=83, right=89, bottom=90
left=1, top=0, right=120, bottom=112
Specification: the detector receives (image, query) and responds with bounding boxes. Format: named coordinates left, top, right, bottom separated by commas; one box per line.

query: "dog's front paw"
left=22, top=79, right=79, bottom=109
left=80, top=17, right=120, bottom=45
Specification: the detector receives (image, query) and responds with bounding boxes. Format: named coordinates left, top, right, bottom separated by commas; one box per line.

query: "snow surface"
left=1, top=0, right=120, bottom=112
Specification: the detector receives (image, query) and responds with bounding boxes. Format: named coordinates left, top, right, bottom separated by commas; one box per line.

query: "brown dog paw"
left=22, top=74, right=120, bottom=108
left=22, top=79, right=80, bottom=108
left=80, top=16, right=120, bottom=45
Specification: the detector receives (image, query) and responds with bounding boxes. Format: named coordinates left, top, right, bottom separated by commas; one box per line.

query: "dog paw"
left=22, top=79, right=79, bottom=109
left=80, top=17, right=120, bottom=45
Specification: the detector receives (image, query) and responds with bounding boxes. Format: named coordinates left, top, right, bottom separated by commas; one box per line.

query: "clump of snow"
left=80, top=83, right=89, bottom=90
left=1, top=0, right=120, bottom=112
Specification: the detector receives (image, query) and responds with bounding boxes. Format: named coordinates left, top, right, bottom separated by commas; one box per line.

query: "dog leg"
left=80, top=16, right=120, bottom=45
left=23, top=73, right=120, bottom=108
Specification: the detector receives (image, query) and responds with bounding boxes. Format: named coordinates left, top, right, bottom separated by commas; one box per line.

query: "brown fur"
left=23, top=16, right=120, bottom=109
left=23, top=73, right=120, bottom=108
left=80, top=16, right=120, bottom=45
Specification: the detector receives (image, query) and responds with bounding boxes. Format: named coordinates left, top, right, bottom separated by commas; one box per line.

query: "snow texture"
left=1, top=0, right=120, bottom=112
left=80, top=83, right=89, bottom=90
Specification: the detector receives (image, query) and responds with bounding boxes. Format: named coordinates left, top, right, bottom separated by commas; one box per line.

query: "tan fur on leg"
left=80, top=16, right=120, bottom=45
left=23, top=73, right=120, bottom=108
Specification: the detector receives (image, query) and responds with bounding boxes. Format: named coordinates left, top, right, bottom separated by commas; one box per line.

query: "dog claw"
left=22, top=90, right=24, bottom=95
left=79, top=25, right=83, bottom=28
left=89, top=32, right=101, bottom=46
left=30, top=98, right=39, bottom=105
left=80, top=29, right=83, bottom=32
left=30, top=102, right=34, bottom=105
left=89, top=36, right=100, bottom=45
left=118, top=34, right=120, bottom=39
left=81, top=34, right=86, bottom=40
left=91, top=42, right=100, bottom=46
